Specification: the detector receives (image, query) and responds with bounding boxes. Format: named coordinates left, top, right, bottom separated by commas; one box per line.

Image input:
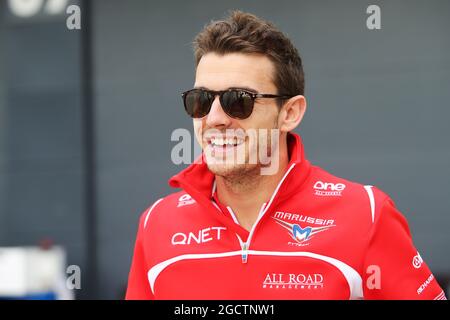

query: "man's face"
left=193, top=52, right=282, bottom=178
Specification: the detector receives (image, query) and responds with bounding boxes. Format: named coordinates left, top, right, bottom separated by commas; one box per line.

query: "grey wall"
left=1, top=0, right=449, bottom=299
left=0, top=9, right=6, bottom=245
left=299, top=0, right=450, bottom=272
left=0, top=0, right=88, bottom=298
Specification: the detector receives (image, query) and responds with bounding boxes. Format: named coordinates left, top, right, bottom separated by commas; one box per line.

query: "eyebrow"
left=194, top=86, right=259, bottom=94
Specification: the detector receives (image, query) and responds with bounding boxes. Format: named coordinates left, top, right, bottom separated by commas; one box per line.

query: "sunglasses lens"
left=183, top=89, right=254, bottom=119
left=184, top=90, right=212, bottom=118
left=221, top=90, right=254, bottom=119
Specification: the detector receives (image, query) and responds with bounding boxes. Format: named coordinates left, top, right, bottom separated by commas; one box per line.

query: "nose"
left=205, top=95, right=232, bottom=128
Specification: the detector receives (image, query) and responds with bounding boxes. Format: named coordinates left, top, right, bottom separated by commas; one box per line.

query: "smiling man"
left=126, top=11, right=446, bottom=300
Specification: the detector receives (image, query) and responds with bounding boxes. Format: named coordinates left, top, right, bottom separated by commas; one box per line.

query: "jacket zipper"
left=229, top=205, right=265, bottom=264
left=228, top=163, right=297, bottom=264
left=241, top=242, right=248, bottom=263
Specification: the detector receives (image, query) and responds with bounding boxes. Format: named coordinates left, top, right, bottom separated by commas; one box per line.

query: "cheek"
left=193, top=120, right=203, bottom=143
left=243, top=104, right=279, bottom=129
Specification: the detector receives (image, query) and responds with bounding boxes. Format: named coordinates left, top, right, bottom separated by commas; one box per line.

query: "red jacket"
left=126, top=133, right=446, bottom=300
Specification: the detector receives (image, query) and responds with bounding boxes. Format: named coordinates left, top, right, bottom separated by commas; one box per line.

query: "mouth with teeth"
left=204, top=135, right=246, bottom=157
left=209, top=137, right=245, bottom=147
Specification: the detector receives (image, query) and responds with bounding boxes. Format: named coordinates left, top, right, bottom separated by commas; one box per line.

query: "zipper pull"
left=241, top=242, right=248, bottom=264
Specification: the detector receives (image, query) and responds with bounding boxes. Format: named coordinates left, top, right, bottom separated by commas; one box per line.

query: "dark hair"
left=193, top=10, right=305, bottom=99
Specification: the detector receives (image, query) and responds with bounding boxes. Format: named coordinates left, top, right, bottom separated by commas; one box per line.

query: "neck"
left=215, top=137, right=289, bottom=230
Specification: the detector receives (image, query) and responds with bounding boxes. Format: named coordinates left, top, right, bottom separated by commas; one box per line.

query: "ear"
left=278, top=95, right=307, bottom=132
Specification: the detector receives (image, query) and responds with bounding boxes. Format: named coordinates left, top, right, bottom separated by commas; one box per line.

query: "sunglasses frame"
left=181, top=88, right=294, bottom=119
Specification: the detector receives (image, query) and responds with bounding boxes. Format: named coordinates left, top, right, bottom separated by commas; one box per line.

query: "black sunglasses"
left=181, top=88, right=294, bottom=120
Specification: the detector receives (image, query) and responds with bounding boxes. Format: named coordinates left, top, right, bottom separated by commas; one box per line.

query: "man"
left=126, top=11, right=446, bottom=300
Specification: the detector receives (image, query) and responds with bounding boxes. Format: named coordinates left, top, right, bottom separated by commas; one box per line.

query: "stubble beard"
left=206, top=120, right=279, bottom=193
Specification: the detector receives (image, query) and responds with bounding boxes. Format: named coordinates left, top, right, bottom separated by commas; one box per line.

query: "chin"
left=206, top=161, right=258, bottom=178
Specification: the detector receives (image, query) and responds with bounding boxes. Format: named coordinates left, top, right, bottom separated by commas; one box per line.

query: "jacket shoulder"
left=308, top=164, right=390, bottom=199
left=138, top=190, right=198, bottom=229
left=307, top=165, right=394, bottom=224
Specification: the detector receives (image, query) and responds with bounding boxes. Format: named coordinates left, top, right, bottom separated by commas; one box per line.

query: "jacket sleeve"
left=362, top=197, right=446, bottom=300
left=125, top=211, right=154, bottom=300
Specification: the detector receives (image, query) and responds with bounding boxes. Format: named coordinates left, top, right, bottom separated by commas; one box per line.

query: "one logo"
left=413, top=252, right=423, bottom=269
left=177, top=194, right=196, bottom=207
left=273, top=217, right=335, bottom=247
left=313, top=181, right=346, bottom=197
left=262, top=273, right=324, bottom=289
left=171, top=226, right=226, bottom=245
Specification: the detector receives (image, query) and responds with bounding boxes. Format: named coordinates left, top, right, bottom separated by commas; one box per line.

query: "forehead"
left=194, top=52, right=276, bottom=92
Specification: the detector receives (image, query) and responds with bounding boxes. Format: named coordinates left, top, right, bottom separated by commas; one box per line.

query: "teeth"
left=210, top=137, right=244, bottom=146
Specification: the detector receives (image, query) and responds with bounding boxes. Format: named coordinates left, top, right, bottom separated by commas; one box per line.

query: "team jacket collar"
left=169, top=132, right=312, bottom=240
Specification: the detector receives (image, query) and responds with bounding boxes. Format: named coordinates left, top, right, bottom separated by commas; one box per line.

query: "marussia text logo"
left=273, top=217, right=335, bottom=247
left=273, top=211, right=334, bottom=226
left=313, top=181, right=346, bottom=197
left=177, top=194, right=196, bottom=207
left=263, top=273, right=324, bottom=289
